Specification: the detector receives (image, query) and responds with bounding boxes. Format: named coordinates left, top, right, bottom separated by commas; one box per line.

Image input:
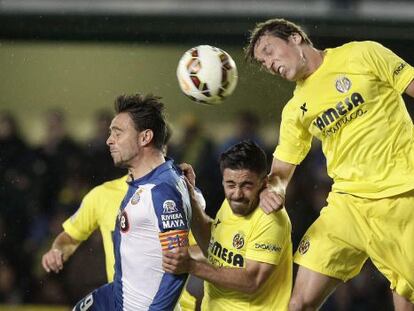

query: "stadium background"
left=0, top=0, right=413, bottom=310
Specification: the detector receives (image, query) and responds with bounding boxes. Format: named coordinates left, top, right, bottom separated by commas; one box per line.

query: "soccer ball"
left=176, top=45, right=238, bottom=105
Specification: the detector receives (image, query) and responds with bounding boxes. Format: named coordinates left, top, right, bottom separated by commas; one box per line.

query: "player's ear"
left=139, top=129, right=154, bottom=146
left=290, top=32, right=302, bottom=44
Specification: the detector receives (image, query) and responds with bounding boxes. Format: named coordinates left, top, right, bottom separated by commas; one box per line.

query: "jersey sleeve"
left=356, top=41, right=414, bottom=94
left=152, top=183, right=190, bottom=251
left=274, top=102, right=312, bottom=165
left=245, top=210, right=290, bottom=266
left=62, top=187, right=100, bottom=241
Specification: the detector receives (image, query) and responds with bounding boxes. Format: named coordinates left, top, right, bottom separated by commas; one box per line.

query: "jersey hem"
left=293, top=256, right=355, bottom=282
left=331, top=183, right=414, bottom=199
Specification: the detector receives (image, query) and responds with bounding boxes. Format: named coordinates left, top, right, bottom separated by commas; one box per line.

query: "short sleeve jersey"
left=63, top=175, right=128, bottom=281
left=113, top=160, right=192, bottom=311
left=275, top=41, right=414, bottom=198
left=202, top=200, right=292, bottom=311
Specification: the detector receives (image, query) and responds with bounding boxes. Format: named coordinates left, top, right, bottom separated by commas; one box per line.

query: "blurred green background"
left=0, top=41, right=292, bottom=145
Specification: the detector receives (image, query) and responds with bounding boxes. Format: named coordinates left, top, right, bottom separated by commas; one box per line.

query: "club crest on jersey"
left=130, top=191, right=142, bottom=205
left=335, top=76, right=352, bottom=93
left=298, top=236, right=310, bottom=255
left=163, top=200, right=178, bottom=214
left=232, top=233, right=245, bottom=249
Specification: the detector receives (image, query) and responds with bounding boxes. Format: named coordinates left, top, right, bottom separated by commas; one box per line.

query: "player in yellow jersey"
left=41, top=127, right=201, bottom=310
left=245, top=18, right=414, bottom=310
left=163, top=141, right=292, bottom=311
left=41, top=175, right=127, bottom=281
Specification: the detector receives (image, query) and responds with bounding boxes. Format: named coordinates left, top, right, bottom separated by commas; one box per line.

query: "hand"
left=41, top=248, right=64, bottom=273
left=162, top=246, right=192, bottom=275
left=259, top=186, right=285, bottom=214
left=179, top=163, right=196, bottom=188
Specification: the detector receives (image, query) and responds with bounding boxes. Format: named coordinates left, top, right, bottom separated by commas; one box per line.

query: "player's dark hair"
left=114, top=93, right=167, bottom=150
left=245, top=18, right=312, bottom=62
left=219, top=140, right=267, bottom=177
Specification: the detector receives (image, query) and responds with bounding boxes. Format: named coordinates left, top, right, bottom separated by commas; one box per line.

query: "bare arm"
left=259, top=158, right=296, bottom=214
left=163, top=248, right=275, bottom=295
left=41, top=231, right=81, bottom=273
left=180, top=163, right=213, bottom=256
left=405, top=79, right=414, bottom=97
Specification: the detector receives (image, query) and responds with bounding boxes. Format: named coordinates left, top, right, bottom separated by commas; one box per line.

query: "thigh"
left=367, top=191, right=414, bottom=303
left=393, top=292, right=414, bottom=311
left=73, top=283, right=115, bottom=311
left=294, top=192, right=368, bottom=282
left=291, top=265, right=342, bottom=309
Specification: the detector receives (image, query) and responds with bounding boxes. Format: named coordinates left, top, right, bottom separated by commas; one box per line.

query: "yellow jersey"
left=63, top=175, right=128, bottom=281
left=63, top=175, right=198, bottom=310
left=202, top=200, right=292, bottom=311
left=275, top=41, right=414, bottom=198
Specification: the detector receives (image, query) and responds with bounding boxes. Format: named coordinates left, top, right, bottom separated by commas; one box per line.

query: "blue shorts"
left=73, top=283, right=115, bottom=311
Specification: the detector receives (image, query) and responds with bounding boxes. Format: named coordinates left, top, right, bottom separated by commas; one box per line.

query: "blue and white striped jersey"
left=113, top=159, right=192, bottom=311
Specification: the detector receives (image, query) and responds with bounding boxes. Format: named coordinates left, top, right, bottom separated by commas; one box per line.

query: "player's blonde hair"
left=245, top=18, right=313, bottom=63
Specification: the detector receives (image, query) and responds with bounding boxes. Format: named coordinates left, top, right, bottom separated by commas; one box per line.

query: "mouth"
left=231, top=200, right=247, bottom=208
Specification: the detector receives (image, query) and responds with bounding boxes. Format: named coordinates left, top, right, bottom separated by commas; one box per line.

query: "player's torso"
left=113, top=162, right=191, bottom=311
left=289, top=42, right=414, bottom=193
left=204, top=203, right=280, bottom=311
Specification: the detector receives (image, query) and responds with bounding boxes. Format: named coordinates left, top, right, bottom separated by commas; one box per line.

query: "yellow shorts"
left=294, top=190, right=414, bottom=302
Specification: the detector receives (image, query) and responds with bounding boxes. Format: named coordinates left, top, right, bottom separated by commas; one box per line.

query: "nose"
left=232, top=187, right=244, bottom=200
left=106, top=134, right=114, bottom=146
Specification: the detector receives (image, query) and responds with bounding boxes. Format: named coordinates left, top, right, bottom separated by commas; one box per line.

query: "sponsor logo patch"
left=119, top=210, right=130, bottom=233
left=209, top=240, right=244, bottom=267
left=393, top=62, right=406, bottom=76
left=300, top=102, right=308, bottom=116
left=254, top=242, right=281, bottom=253
left=163, top=200, right=178, bottom=214
left=213, top=218, right=221, bottom=228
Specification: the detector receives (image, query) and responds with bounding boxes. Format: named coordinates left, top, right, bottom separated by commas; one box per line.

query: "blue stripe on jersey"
left=113, top=183, right=137, bottom=311
left=151, top=183, right=188, bottom=232
left=149, top=272, right=188, bottom=311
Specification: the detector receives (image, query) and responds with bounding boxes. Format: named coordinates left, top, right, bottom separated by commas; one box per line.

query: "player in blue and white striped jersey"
left=74, top=93, right=191, bottom=311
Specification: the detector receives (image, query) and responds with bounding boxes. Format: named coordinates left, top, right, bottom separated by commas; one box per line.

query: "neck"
left=301, top=47, right=325, bottom=80
left=127, top=150, right=165, bottom=181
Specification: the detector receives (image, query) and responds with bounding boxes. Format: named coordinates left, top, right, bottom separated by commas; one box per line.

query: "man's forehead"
left=110, top=112, right=132, bottom=129
left=253, top=35, right=272, bottom=58
left=223, top=168, right=259, bottom=181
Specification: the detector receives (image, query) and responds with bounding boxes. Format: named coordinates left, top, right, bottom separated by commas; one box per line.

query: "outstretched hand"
left=42, top=248, right=64, bottom=273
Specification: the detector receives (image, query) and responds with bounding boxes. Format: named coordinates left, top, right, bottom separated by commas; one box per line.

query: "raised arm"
left=259, top=157, right=296, bottom=214
left=41, top=231, right=81, bottom=273
left=180, top=163, right=213, bottom=256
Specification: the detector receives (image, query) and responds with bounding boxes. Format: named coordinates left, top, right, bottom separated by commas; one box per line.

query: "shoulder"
left=86, top=175, right=128, bottom=199
left=100, top=175, right=129, bottom=192
left=150, top=181, right=186, bottom=210
left=151, top=181, right=182, bottom=196
left=254, top=207, right=291, bottom=230
left=338, top=40, right=388, bottom=57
